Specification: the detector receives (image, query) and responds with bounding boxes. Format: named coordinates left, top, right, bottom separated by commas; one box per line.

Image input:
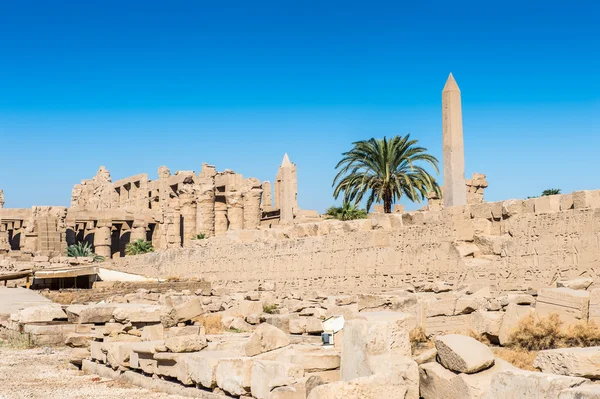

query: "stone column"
left=165, top=204, right=181, bottom=249
left=131, top=217, right=147, bottom=241
left=214, top=200, right=228, bottom=236
left=179, top=192, right=197, bottom=246
left=262, top=181, right=272, bottom=207
left=275, top=153, right=298, bottom=222
left=243, top=178, right=263, bottom=230
left=0, top=189, right=4, bottom=208
left=442, top=73, right=467, bottom=207
left=94, top=220, right=112, bottom=259
left=196, top=177, right=215, bottom=238
left=226, top=191, right=244, bottom=231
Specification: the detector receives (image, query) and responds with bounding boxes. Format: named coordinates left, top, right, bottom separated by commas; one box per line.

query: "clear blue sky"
left=1, top=1, right=598, bottom=212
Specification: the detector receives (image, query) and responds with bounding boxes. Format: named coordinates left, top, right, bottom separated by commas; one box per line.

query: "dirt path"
left=0, top=345, right=186, bottom=399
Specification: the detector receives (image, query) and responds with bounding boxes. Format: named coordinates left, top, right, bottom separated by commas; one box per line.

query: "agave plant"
left=125, top=239, right=154, bottom=255
left=66, top=242, right=104, bottom=262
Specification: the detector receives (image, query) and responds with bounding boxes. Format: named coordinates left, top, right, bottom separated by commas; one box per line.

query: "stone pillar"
left=165, top=204, right=181, bottom=249
left=275, top=153, right=298, bottom=222
left=442, top=73, right=467, bottom=207
left=243, top=178, right=263, bottom=230
left=131, top=218, right=147, bottom=241
left=262, top=181, right=272, bottom=208
left=466, top=173, right=489, bottom=205
left=0, top=189, right=4, bottom=208
left=196, top=177, right=215, bottom=238
left=179, top=192, right=197, bottom=246
left=226, top=190, right=244, bottom=231
left=214, top=200, right=228, bottom=236
left=94, top=220, right=112, bottom=259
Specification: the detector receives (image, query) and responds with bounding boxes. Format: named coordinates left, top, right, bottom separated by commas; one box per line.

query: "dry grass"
left=508, top=313, right=600, bottom=351
left=263, top=304, right=279, bottom=314
left=192, top=313, right=223, bottom=334
left=493, top=347, right=538, bottom=371
left=409, top=327, right=431, bottom=352
left=0, top=333, right=33, bottom=349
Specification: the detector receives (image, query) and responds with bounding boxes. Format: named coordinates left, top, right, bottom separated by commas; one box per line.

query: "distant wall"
left=107, top=190, right=600, bottom=291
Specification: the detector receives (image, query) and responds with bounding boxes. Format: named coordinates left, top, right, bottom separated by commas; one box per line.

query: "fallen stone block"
left=264, top=314, right=298, bottom=334
left=216, top=357, right=253, bottom=396
left=488, top=370, right=588, bottom=399
left=269, top=376, right=324, bottom=399
left=140, top=324, right=164, bottom=341
left=557, top=277, right=594, bottom=291
left=536, top=288, right=589, bottom=326
left=11, top=304, right=66, bottom=323
left=154, top=352, right=190, bottom=384
left=160, top=297, right=205, bottom=327
left=165, top=334, right=207, bottom=353
left=251, top=360, right=304, bottom=399
left=435, top=334, right=494, bottom=374
left=534, top=347, right=600, bottom=378
left=425, top=314, right=472, bottom=336
left=358, top=293, right=417, bottom=313
left=183, top=350, right=239, bottom=389
left=470, top=311, right=504, bottom=344
left=587, top=289, right=600, bottom=325
left=112, top=304, right=162, bottom=323
left=246, top=323, right=290, bottom=357
left=341, top=312, right=412, bottom=381
left=64, top=332, right=93, bottom=348
left=289, top=317, right=323, bottom=335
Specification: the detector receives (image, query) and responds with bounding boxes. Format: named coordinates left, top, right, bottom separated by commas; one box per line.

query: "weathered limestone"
left=435, top=334, right=495, bottom=374
left=442, top=73, right=467, bottom=207
left=182, top=350, right=239, bottom=389
left=534, top=347, right=600, bottom=378
left=557, top=277, right=594, bottom=291
left=559, top=385, right=600, bottom=398
left=487, top=370, right=588, bottom=398
left=466, top=173, right=488, bottom=205
left=165, top=334, right=207, bottom=353
left=307, top=374, right=408, bottom=399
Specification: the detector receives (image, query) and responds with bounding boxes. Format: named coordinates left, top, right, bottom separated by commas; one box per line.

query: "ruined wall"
left=107, top=190, right=600, bottom=291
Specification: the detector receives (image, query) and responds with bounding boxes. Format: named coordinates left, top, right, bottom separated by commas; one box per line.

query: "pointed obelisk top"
left=443, top=73, right=460, bottom=92
left=281, top=153, right=293, bottom=167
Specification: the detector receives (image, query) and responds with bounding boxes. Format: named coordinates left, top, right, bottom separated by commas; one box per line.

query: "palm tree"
left=542, top=188, right=561, bottom=196
left=333, top=135, right=441, bottom=213
left=325, top=202, right=368, bottom=221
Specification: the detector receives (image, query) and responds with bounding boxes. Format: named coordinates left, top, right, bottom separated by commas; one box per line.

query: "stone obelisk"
left=442, top=73, right=467, bottom=207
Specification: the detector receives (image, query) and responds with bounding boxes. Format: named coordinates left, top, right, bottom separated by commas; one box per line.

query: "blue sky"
left=0, top=1, right=598, bottom=212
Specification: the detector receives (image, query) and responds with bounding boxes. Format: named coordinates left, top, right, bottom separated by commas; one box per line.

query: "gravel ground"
left=0, top=344, right=187, bottom=399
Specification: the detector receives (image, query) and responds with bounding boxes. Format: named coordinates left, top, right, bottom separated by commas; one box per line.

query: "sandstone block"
left=589, top=289, right=600, bottom=325
left=535, top=195, right=562, bottom=214
left=165, top=334, right=207, bottom=353
left=183, top=350, right=239, bottom=389
left=245, top=323, right=291, bottom=357
left=269, top=376, right=323, bottom=399
left=559, top=384, right=600, bottom=398
left=289, top=317, right=323, bottom=335
left=557, top=277, right=594, bottom=291
left=307, top=375, right=408, bottom=399
left=216, top=357, right=253, bottom=396
left=573, top=190, right=600, bottom=209
left=112, top=305, right=162, bottom=323
left=341, top=312, right=411, bottom=381
left=12, top=304, right=66, bottom=323
left=435, top=334, right=494, bottom=374
left=265, top=314, right=298, bottom=334
left=536, top=288, right=589, bottom=326
left=470, top=311, right=504, bottom=344
left=69, top=348, right=90, bottom=366
left=488, top=370, right=588, bottom=399
left=251, top=360, right=304, bottom=399
left=425, top=314, right=471, bottom=336
left=534, top=347, right=600, bottom=378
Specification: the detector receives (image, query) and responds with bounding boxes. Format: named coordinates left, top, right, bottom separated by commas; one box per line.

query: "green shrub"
left=66, top=242, right=104, bottom=262
left=192, top=233, right=206, bottom=240
left=125, top=239, right=154, bottom=255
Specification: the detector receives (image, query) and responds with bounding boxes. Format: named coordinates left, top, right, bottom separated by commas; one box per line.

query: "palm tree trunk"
left=383, top=191, right=392, bottom=213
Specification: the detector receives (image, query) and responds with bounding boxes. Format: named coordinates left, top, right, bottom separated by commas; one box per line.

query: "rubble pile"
left=3, top=276, right=600, bottom=398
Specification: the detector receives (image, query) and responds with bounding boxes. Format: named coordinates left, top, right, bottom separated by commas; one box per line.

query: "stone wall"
left=107, top=190, right=600, bottom=292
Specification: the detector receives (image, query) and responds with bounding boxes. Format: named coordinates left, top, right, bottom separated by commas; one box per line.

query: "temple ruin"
left=0, top=156, right=299, bottom=261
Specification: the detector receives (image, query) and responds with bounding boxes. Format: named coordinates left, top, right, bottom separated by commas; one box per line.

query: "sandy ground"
left=0, top=344, right=187, bottom=399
